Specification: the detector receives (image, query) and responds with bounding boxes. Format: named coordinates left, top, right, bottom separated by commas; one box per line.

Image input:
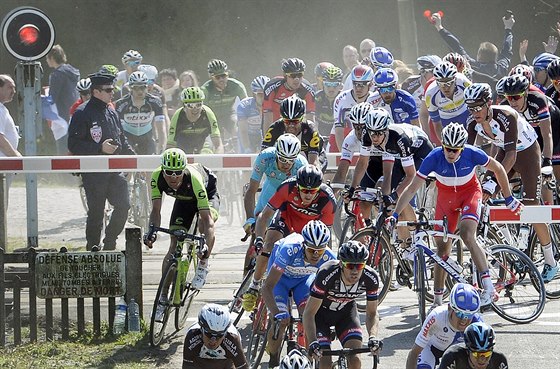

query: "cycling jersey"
left=466, top=105, right=537, bottom=152
left=168, top=105, right=221, bottom=154
left=340, top=129, right=362, bottom=162
left=415, top=305, right=482, bottom=369
left=261, top=119, right=324, bottom=157
left=370, top=89, right=419, bottom=124
left=438, top=344, right=508, bottom=369
left=545, top=86, right=560, bottom=157
left=236, top=96, right=263, bottom=152
left=182, top=323, right=248, bottom=369
left=201, top=78, right=247, bottom=135
left=262, top=76, right=315, bottom=122
left=251, top=147, right=307, bottom=216
left=401, top=74, right=425, bottom=111
left=314, top=90, right=336, bottom=137
left=425, top=73, right=472, bottom=127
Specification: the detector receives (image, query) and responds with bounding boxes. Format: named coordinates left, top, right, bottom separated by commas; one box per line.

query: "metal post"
left=397, top=0, right=419, bottom=64
left=0, top=174, right=6, bottom=248
left=15, top=61, right=42, bottom=248
left=125, top=227, right=143, bottom=316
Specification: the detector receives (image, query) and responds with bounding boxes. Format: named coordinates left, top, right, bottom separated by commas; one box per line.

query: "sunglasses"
left=323, top=81, right=341, bottom=87
left=202, top=328, right=226, bottom=340
left=277, top=156, right=295, bottom=165
left=420, top=69, right=433, bottom=74
left=287, top=73, right=304, bottom=79
left=185, top=102, right=203, bottom=109
left=283, top=118, right=302, bottom=125
left=368, top=130, right=386, bottom=137
left=131, top=85, right=147, bottom=90
left=467, top=104, right=485, bottom=113
left=379, top=86, right=395, bottom=94
left=80, top=91, right=91, bottom=96
left=436, top=79, right=455, bottom=87
left=163, top=169, right=183, bottom=176
left=352, top=124, right=364, bottom=131
left=305, top=245, right=326, bottom=255
left=341, top=261, right=366, bottom=270
left=353, top=81, right=369, bottom=88
left=298, top=185, right=320, bottom=194
left=443, top=145, right=463, bottom=153
left=454, top=309, right=475, bottom=320
left=471, top=350, right=493, bottom=359
left=533, top=67, right=545, bottom=73
left=505, top=93, right=525, bottom=102
left=213, top=74, right=228, bottom=80
left=99, top=87, right=115, bottom=93
left=127, top=60, right=141, bottom=67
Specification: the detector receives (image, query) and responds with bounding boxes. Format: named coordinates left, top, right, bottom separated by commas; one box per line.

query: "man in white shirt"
left=0, top=74, right=21, bottom=204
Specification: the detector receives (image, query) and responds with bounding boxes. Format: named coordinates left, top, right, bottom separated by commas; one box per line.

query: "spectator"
left=160, top=68, right=182, bottom=117
left=179, top=70, right=199, bottom=88
left=0, top=74, right=21, bottom=205
left=359, top=38, right=376, bottom=61
left=342, top=45, right=360, bottom=79
left=46, top=45, right=80, bottom=154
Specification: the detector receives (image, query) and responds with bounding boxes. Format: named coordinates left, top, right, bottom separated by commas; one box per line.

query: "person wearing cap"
left=68, top=72, right=135, bottom=251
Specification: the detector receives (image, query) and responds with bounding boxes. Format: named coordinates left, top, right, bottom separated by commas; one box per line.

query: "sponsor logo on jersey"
left=422, top=315, right=436, bottom=338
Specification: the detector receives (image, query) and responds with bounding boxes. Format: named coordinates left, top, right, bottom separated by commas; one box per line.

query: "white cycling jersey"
left=332, top=89, right=381, bottom=134
left=425, top=73, right=471, bottom=122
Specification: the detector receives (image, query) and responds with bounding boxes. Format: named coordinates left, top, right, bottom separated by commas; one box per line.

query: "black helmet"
left=502, top=74, right=530, bottom=95
left=280, top=95, right=306, bottom=120
left=464, top=322, right=496, bottom=352
left=464, top=83, right=492, bottom=105
left=338, top=240, right=369, bottom=263
left=282, top=58, right=306, bottom=74
left=207, top=59, right=228, bottom=75
left=296, top=165, right=323, bottom=189
left=548, top=59, right=560, bottom=80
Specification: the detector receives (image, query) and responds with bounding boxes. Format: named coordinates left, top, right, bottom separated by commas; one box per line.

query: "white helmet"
left=121, top=49, right=143, bottom=64
left=301, top=220, right=330, bottom=248
left=198, top=303, right=231, bottom=336
left=128, top=71, right=148, bottom=86
left=442, top=123, right=468, bottom=148
left=433, top=61, right=458, bottom=80
left=76, top=78, right=91, bottom=92
left=138, top=64, right=158, bottom=81
left=279, top=349, right=312, bottom=369
left=365, top=108, right=393, bottom=132
left=348, top=102, right=372, bottom=126
left=275, top=133, right=301, bottom=159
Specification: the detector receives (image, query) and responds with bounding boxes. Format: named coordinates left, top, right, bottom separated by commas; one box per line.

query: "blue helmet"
left=464, top=322, right=496, bottom=351
left=449, top=283, right=480, bottom=316
left=532, top=52, right=560, bottom=70
left=374, top=68, right=398, bottom=87
left=369, top=46, right=394, bottom=68
left=250, top=75, right=270, bottom=93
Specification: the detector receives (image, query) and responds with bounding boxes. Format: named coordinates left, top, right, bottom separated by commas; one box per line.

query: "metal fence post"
left=125, top=227, right=143, bottom=316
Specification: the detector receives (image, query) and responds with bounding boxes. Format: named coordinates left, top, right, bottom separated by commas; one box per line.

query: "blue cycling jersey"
left=267, top=233, right=336, bottom=279
left=251, top=147, right=307, bottom=216
left=373, top=89, right=419, bottom=124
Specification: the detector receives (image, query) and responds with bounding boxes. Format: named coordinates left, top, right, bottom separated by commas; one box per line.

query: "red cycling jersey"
left=262, top=76, right=316, bottom=122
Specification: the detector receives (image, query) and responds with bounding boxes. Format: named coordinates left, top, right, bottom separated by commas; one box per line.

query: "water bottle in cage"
left=517, top=224, right=530, bottom=251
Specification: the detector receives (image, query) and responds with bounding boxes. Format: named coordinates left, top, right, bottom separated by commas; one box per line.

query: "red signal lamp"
left=18, top=24, right=39, bottom=45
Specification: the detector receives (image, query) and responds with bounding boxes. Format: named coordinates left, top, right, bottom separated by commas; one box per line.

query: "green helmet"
left=181, top=87, right=205, bottom=103
left=161, top=148, right=187, bottom=170
left=323, top=65, right=344, bottom=82
left=99, top=64, right=119, bottom=76
left=207, top=59, right=228, bottom=75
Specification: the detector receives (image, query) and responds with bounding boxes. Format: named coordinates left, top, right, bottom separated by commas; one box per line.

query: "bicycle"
left=319, top=341, right=383, bottom=369
left=245, top=292, right=269, bottom=369
left=338, top=187, right=382, bottom=248
left=148, top=224, right=206, bottom=347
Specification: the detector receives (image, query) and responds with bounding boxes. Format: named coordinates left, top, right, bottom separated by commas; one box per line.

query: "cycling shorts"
left=315, top=302, right=362, bottom=348
left=272, top=274, right=315, bottom=312
left=169, top=195, right=220, bottom=230
left=124, top=131, right=156, bottom=155
left=435, top=184, right=482, bottom=233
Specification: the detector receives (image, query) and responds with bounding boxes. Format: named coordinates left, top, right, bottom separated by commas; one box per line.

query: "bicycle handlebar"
left=151, top=226, right=206, bottom=245
left=321, top=342, right=383, bottom=367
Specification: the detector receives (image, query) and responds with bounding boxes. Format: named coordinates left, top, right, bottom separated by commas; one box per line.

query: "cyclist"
left=116, top=50, right=142, bottom=90
left=242, top=165, right=337, bottom=311
left=243, top=133, right=307, bottom=270
left=167, top=87, right=224, bottom=154
left=262, top=95, right=324, bottom=169
left=389, top=122, right=521, bottom=307
left=315, top=65, right=344, bottom=138
left=279, top=349, right=311, bottom=369
left=262, top=57, right=316, bottom=131
left=69, top=78, right=91, bottom=116
left=424, top=61, right=472, bottom=144
left=201, top=59, right=248, bottom=141
left=261, top=220, right=336, bottom=367
left=182, top=303, right=248, bottom=369
left=144, top=148, right=219, bottom=319
left=312, top=61, right=334, bottom=91
left=115, top=71, right=166, bottom=154
left=533, top=52, right=560, bottom=92
left=438, top=322, right=508, bottom=369
left=405, top=283, right=482, bottom=369
left=342, top=46, right=394, bottom=91
left=371, top=67, right=420, bottom=127
left=237, top=75, right=270, bottom=153
left=465, top=83, right=558, bottom=282
left=545, top=59, right=560, bottom=179
left=303, top=240, right=382, bottom=369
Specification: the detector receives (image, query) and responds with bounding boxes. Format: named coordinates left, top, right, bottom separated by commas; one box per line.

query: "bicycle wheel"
left=415, top=247, right=427, bottom=323
left=149, top=261, right=177, bottom=347
left=246, top=298, right=269, bottom=369
left=229, top=268, right=255, bottom=326
left=175, top=253, right=199, bottom=331
left=527, top=227, right=560, bottom=299
left=487, top=245, right=546, bottom=324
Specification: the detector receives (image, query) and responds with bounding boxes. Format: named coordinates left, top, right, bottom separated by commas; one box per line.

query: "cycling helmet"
left=463, top=83, right=492, bottom=105
left=374, top=68, right=398, bottom=87
left=161, top=148, right=187, bottom=170
left=207, top=59, right=228, bottom=75
left=365, top=108, right=393, bottom=132
left=121, top=50, right=142, bottom=64
left=338, top=240, right=369, bottom=263
left=279, top=349, right=312, bottom=369
left=443, top=53, right=466, bottom=73
left=138, top=64, right=158, bottom=82
left=417, top=55, right=442, bottom=71
left=76, top=78, right=91, bottom=92
left=322, top=65, right=344, bottom=82
left=502, top=74, right=530, bottom=95
left=301, top=220, right=331, bottom=248
left=509, top=64, right=533, bottom=84
left=348, top=102, right=373, bottom=125
left=351, top=65, right=374, bottom=82
left=198, top=303, right=231, bottom=336
left=99, top=64, right=119, bottom=76
left=369, top=46, right=394, bottom=68
left=433, top=61, right=458, bottom=80
left=547, top=59, right=560, bottom=80
left=296, top=164, right=323, bottom=189
left=250, top=75, right=270, bottom=93
left=181, top=87, right=205, bottom=103
left=464, top=322, right=496, bottom=352
left=495, top=76, right=507, bottom=97
left=532, top=52, right=559, bottom=70
left=449, top=283, right=480, bottom=316
left=128, top=71, right=148, bottom=86
left=275, top=133, right=301, bottom=159
left=280, top=95, right=306, bottom=120
left=282, top=58, right=306, bottom=74
left=314, top=62, right=334, bottom=77
left=442, top=123, right=468, bottom=148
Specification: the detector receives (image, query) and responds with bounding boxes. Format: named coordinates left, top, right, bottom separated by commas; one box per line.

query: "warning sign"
left=35, top=252, right=126, bottom=298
